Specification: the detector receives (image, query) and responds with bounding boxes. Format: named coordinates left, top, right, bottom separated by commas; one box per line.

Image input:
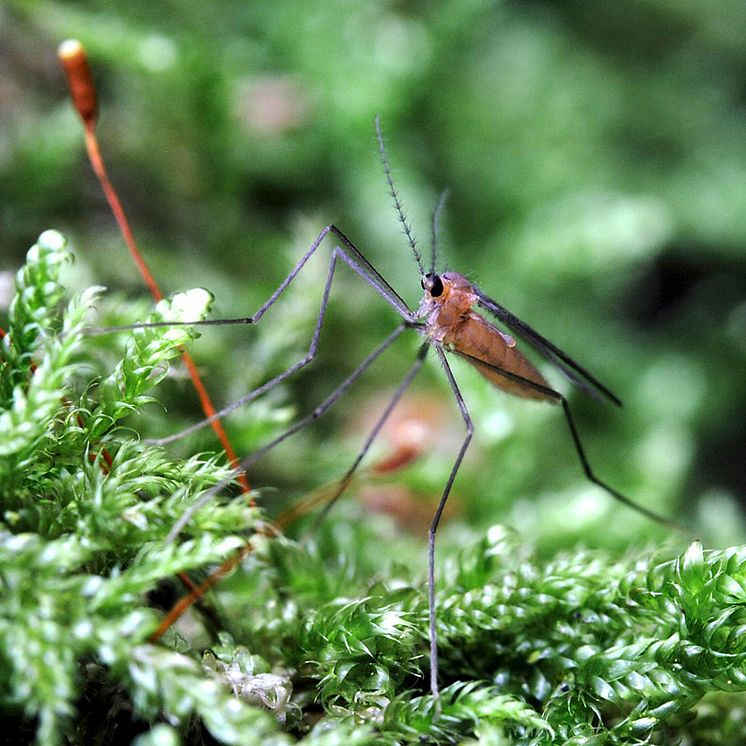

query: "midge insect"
left=59, top=40, right=681, bottom=701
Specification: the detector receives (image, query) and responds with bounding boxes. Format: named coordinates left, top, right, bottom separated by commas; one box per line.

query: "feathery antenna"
left=430, top=189, right=449, bottom=274
left=374, top=115, right=424, bottom=275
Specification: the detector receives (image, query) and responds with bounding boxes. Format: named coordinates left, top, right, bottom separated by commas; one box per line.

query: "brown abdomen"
left=446, top=314, right=554, bottom=401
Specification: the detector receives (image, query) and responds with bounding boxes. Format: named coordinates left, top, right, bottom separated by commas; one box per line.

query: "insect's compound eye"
left=429, top=274, right=444, bottom=297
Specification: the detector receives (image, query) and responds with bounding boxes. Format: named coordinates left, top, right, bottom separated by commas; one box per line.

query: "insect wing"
left=474, top=289, right=622, bottom=407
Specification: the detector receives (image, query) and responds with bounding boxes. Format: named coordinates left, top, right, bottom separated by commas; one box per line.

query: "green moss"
left=1, top=241, right=746, bottom=742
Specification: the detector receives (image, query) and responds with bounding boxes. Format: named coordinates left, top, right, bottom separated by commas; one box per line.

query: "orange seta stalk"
left=58, top=39, right=253, bottom=626
left=57, top=39, right=250, bottom=496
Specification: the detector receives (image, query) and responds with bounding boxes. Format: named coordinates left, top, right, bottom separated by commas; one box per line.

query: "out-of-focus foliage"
left=1, top=0, right=745, bottom=743
left=1, top=0, right=744, bottom=543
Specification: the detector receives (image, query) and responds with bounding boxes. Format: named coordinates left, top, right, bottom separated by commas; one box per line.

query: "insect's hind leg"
left=454, top=348, right=685, bottom=533
left=428, top=348, right=474, bottom=701
left=425, top=347, right=685, bottom=701
left=558, top=398, right=685, bottom=532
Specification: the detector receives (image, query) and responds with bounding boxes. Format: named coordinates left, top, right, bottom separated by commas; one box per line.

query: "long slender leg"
left=326, top=225, right=412, bottom=319
left=559, top=399, right=684, bottom=529
left=88, top=224, right=414, bottom=339
left=143, top=242, right=416, bottom=445
left=429, top=347, right=474, bottom=700
left=164, top=323, right=413, bottom=544
left=149, top=243, right=413, bottom=444
left=452, top=349, right=685, bottom=533
left=82, top=222, right=415, bottom=445
left=309, top=342, right=430, bottom=530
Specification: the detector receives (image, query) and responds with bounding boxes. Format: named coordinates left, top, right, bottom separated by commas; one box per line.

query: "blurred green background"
left=1, top=1, right=745, bottom=553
